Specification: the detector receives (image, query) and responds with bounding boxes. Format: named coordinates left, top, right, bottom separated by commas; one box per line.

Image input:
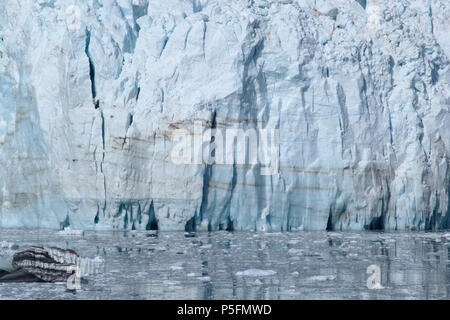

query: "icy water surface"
left=1, top=230, right=450, bottom=299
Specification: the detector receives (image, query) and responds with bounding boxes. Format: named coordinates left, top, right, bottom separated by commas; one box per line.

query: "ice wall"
left=0, top=0, right=448, bottom=231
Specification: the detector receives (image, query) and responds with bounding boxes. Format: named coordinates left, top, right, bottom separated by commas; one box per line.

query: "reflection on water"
left=1, top=230, right=450, bottom=299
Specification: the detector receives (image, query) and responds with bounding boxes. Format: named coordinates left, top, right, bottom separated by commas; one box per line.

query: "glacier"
left=0, top=0, right=448, bottom=231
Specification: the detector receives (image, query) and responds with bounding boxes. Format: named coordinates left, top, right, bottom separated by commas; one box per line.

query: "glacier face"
left=0, top=0, right=448, bottom=231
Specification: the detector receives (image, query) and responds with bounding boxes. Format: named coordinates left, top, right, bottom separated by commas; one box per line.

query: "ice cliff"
left=0, top=0, right=448, bottom=231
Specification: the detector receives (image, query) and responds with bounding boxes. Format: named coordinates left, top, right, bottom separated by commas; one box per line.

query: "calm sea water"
left=1, top=229, right=450, bottom=299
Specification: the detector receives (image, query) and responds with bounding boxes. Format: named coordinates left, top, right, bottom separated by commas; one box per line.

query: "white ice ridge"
left=0, top=0, right=448, bottom=231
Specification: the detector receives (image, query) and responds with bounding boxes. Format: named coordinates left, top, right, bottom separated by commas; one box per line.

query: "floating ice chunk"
left=306, top=275, right=336, bottom=281
left=0, top=241, right=18, bottom=250
left=281, top=289, right=297, bottom=295
left=263, top=233, right=283, bottom=237
left=187, top=272, right=199, bottom=277
left=236, top=269, right=277, bottom=277
left=0, top=241, right=10, bottom=248
left=0, top=241, right=18, bottom=257
left=197, top=276, right=211, bottom=282
left=327, top=233, right=343, bottom=238
left=57, top=227, right=84, bottom=236
left=170, top=261, right=187, bottom=270
left=288, top=248, right=321, bottom=257
left=163, top=280, right=181, bottom=286
left=92, top=256, right=104, bottom=263
left=253, top=279, right=263, bottom=286
left=288, top=248, right=304, bottom=255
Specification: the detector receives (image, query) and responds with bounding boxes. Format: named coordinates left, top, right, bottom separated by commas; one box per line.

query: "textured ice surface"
left=1, top=230, right=450, bottom=299
left=0, top=0, right=449, bottom=231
